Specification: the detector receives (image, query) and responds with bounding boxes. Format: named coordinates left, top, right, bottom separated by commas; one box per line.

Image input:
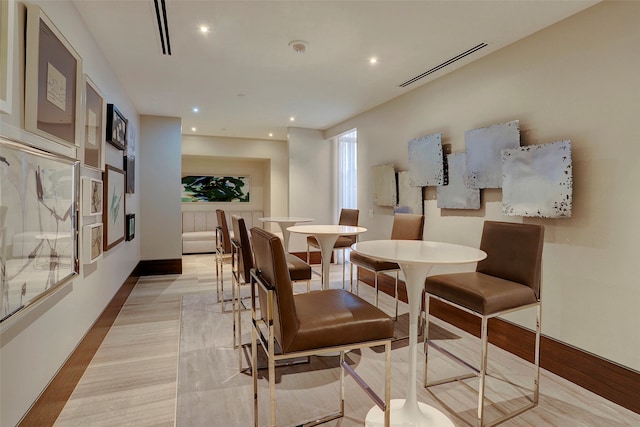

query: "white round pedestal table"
left=351, top=240, right=487, bottom=427
left=258, top=217, right=313, bottom=250
left=288, top=225, right=367, bottom=290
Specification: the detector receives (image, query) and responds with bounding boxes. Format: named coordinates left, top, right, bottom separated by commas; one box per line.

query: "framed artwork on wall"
left=106, top=104, right=127, bottom=150
left=125, top=213, right=135, bottom=241
left=82, top=177, right=103, bottom=216
left=0, top=0, right=15, bottom=114
left=103, top=164, right=125, bottom=250
left=24, top=4, right=83, bottom=147
left=82, top=222, right=103, bottom=264
left=0, top=136, right=79, bottom=323
left=181, top=175, right=250, bottom=202
left=82, top=75, right=105, bottom=170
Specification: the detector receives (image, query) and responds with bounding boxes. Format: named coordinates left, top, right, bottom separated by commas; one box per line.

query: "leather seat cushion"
left=286, top=289, right=394, bottom=352
left=425, top=272, right=538, bottom=315
left=307, top=235, right=356, bottom=249
left=350, top=251, right=399, bottom=272
left=285, top=253, right=312, bottom=281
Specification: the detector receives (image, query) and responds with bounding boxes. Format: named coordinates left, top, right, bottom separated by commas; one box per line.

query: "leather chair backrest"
left=338, top=208, right=359, bottom=226
left=232, top=215, right=253, bottom=282
left=250, top=227, right=300, bottom=351
left=390, top=213, right=425, bottom=240
left=215, top=209, right=232, bottom=253
left=476, top=221, right=544, bottom=299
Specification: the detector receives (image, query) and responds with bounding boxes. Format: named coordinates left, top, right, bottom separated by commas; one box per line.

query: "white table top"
left=258, top=216, right=314, bottom=223
left=287, top=224, right=367, bottom=235
left=351, top=240, right=486, bottom=265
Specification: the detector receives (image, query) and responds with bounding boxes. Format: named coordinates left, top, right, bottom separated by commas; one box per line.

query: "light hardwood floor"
left=54, top=254, right=640, bottom=426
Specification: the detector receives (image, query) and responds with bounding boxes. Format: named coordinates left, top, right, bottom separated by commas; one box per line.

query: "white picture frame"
left=0, top=0, right=15, bottom=114
left=82, top=222, right=103, bottom=264
left=82, top=177, right=103, bottom=217
left=24, top=4, right=83, bottom=147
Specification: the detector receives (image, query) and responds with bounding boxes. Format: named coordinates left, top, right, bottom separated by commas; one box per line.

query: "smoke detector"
left=288, top=40, right=309, bottom=54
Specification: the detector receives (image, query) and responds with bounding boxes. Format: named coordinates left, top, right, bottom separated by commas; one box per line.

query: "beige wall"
left=182, top=134, right=289, bottom=219
left=140, top=116, right=182, bottom=261
left=287, top=127, right=334, bottom=251
left=326, top=1, right=640, bottom=371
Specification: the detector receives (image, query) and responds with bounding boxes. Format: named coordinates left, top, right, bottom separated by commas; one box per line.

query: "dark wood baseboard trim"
left=356, top=267, right=640, bottom=415
left=19, top=271, right=140, bottom=426
left=290, top=251, right=325, bottom=265
left=136, top=258, right=183, bottom=276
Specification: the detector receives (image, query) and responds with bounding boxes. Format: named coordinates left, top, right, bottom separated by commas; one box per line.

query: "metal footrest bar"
left=427, top=340, right=480, bottom=376
left=342, top=360, right=386, bottom=411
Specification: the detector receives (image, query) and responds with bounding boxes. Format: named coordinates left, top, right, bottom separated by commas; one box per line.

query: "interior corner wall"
left=140, top=116, right=182, bottom=261
left=325, top=1, right=640, bottom=372
left=181, top=134, right=289, bottom=223
left=0, top=2, right=140, bottom=426
left=287, top=127, right=333, bottom=252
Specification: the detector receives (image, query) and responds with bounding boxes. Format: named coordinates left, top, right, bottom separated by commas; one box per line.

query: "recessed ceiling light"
left=370, top=57, right=378, bottom=64
left=269, top=133, right=273, bottom=137
left=200, top=25, right=209, bottom=34
left=191, top=127, right=197, bottom=132
left=289, top=116, right=295, bottom=122
left=192, top=107, right=199, bottom=113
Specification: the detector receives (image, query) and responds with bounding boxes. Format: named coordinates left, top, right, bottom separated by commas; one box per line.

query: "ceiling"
left=73, top=0, right=598, bottom=141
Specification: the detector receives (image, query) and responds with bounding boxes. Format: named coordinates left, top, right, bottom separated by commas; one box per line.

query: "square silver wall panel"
left=371, top=163, right=396, bottom=207
left=502, top=140, right=572, bottom=218
left=437, top=153, right=480, bottom=209
left=408, top=133, right=444, bottom=187
left=465, top=119, right=520, bottom=189
left=396, top=170, right=423, bottom=214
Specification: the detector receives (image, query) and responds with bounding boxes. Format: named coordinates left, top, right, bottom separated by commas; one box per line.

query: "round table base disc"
left=365, top=399, right=455, bottom=427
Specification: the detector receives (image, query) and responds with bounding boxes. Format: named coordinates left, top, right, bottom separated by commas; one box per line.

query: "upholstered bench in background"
left=182, top=210, right=263, bottom=254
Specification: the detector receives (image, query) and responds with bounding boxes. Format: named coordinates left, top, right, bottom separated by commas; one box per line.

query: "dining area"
left=212, top=207, right=546, bottom=427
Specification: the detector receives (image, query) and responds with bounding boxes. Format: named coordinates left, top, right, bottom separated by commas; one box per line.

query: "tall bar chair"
left=306, top=208, right=359, bottom=288
left=231, top=216, right=312, bottom=369
left=250, top=227, right=393, bottom=427
left=423, top=220, right=544, bottom=427
left=215, top=209, right=234, bottom=312
left=349, top=213, right=424, bottom=319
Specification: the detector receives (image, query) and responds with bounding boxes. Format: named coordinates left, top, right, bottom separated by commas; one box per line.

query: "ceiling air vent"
left=399, top=42, right=488, bottom=88
left=154, top=0, right=172, bottom=55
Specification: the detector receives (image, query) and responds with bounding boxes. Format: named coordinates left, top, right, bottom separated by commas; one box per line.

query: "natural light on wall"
left=337, top=129, right=357, bottom=212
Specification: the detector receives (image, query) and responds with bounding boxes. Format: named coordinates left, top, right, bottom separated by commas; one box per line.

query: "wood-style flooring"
left=53, top=254, right=640, bottom=426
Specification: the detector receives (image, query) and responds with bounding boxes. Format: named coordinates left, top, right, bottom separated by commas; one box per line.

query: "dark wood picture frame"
left=106, top=103, right=127, bottom=150
left=125, top=213, right=135, bottom=241
left=103, top=164, right=126, bottom=250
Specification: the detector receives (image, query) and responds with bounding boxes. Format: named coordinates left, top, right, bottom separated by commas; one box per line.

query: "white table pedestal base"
left=365, top=399, right=454, bottom=427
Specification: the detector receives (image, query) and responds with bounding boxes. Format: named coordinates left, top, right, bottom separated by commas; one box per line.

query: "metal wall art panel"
left=502, top=140, right=572, bottom=218
left=407, top=133, right=444, bottom=187
left=437, top=153, right=480, bottom=209
left=465, top=119, right=520, bottom=189
left=0, top=136, right=79, bottom=322
left=371, top=164, right=396, bottom=207
left=396, top=171, right=423, bottom=214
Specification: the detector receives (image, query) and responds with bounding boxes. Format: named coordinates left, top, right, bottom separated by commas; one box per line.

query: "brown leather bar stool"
left=231, top=216, right=312, bottom=369
left=306, top=208, right=359, bottom=288
left=349, top=213, right=424, bottom=319
left=250, top=227, right=393, bottom=427
left=423, top=220, right=544, bottom=427
left=215, top=209, right=234, bottom=312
